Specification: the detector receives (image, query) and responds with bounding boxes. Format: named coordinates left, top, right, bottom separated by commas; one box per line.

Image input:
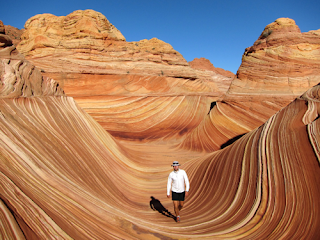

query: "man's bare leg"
left=178, top=201, right=184, bottom=211
left=173, top=201, right=180, bottom=216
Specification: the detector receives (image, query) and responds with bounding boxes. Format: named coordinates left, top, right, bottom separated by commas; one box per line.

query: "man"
left=167, top=161, right=190, bottom=222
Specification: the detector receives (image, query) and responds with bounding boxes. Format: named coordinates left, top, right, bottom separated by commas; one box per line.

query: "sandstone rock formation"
left=230, top=18, right=320, bottom=95
left=1, top=53, right=320, bottom=238
left=1, top=14, right=320, bottom=239
left=179, top=18, right=320, bottom=152
left=17, top=10, right=231, bottom=94
left=14, top=10, right=232, bottom=142
left=189, top=57, right=235, bottom=78
left=0, top=20, right=64, bottom=98
left=4, top=25, right=24, bottom=46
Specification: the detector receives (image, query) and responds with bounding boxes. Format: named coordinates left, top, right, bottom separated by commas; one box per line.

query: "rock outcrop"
left=189, top=57, right=235, bottom=78
left=1, top=66, right=319, bottom=238
left=0, top=20, right=64, bottom=98
left=15, top=10, right=232, bottom=142
left=229, top=18, right=320, bottom=95
left=4, top=25, right=24, bottom=46
left=0, top=14, right=320, bottom=239
left=179, top=18, right=320, bottom=152
left=17, top=10, right=231, bottom=95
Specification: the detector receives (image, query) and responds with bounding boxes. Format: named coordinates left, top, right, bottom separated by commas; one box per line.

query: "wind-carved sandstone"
left=16, top=10, right=232, bottom=142
left=0, top=12, right=320, bottom=239
left=179, top=18, right=320, bottom=152
left=0, top=20, right=64, bottom=98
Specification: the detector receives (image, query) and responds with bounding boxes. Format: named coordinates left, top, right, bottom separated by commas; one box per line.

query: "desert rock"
left=229, top=18, right=320, bottom=95
left=1, top=78, right=320, bottom=239
left=16, top=10, right=232, bottom=142
left=0, top=13, right=320, bottom=239
left=189, top=57, right=235, bottom=78
left=0, top=25, right=64, bottom=98
left=179, top=18, right=320, bottom=151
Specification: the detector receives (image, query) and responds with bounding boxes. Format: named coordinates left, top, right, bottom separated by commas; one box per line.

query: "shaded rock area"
left=4, top=25, right=24, bottom=46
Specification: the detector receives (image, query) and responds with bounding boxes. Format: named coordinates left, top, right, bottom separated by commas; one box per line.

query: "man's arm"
left=184, top=171, right=190, bottom=196
left=167, top=173, right=172, bottom=197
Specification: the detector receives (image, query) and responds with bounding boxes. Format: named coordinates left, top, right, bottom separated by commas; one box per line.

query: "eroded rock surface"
left=179, top=18, right=320, bottom=152
left=230, top=18, right=320, bottom=95
left=1, top=73, right=319, bottom=239
left=0, top=14, right=320, bottom=239
left=15, top=10, right=232, bottom=142
left=189, top=57, right=235, bottom=78
left=0, top=20, right=64, bottom=98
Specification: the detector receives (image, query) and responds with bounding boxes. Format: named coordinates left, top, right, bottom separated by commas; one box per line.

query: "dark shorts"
left=172, top=191, right=185, bottom=201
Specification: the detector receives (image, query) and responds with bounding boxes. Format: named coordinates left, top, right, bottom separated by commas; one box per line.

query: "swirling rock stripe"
left=0, top=199, right=25, bottom=239
left=0, top=96, right=205, bottom=239
left=0, top=86, right=320, bottom=238
left=75, top=95, right=212, bottom=141
left=180, top=90, right=320, bottom=238
left=179, top=96, right=295, bottom=152
left=0, top=58, right=64, bottom=98
left=0, top=97, right=143, bottom=239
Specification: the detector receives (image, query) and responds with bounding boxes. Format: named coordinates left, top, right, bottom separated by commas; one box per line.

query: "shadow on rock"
left=221, top=133, right=245, bottom=149
left=150, top=196, right=176, bottom=221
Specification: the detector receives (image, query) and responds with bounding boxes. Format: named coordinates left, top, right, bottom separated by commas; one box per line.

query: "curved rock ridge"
left=76, top=95, right=214, bottom=141
left=178, top=95, right=295, bottom=152
left=179, top=18, right=320, bottom=151
left=182, top=84, right=320, bottom=238
left=1, top=84, right=320, bottom=239
left=228, top=18, right=320, bottom=95
left=0, top=21, right=65, bottom=98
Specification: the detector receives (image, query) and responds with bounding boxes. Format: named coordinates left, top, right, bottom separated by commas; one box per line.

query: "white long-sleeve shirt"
left=167, top=169, right=190, bottom=195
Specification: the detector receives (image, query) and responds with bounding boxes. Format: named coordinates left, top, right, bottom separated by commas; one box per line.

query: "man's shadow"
left=150, top=196, right=176, bottom=221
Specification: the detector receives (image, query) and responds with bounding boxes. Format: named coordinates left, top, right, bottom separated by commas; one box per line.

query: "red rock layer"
left=1, top=17, right=320, bottom=239
left=14, top=10, right=232, bottom=142
left=4, top=25, right=24, bottom=46
left=189, top=57, right=235, bottom=78
left=1, top=80, right=320, bottom=239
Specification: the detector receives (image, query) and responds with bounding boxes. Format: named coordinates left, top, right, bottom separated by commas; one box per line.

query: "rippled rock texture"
left=1, top=14, right=320, bottom=239
left=15, top=10, right=232, bottom=143
left=1, top=70, right=320, bottom=239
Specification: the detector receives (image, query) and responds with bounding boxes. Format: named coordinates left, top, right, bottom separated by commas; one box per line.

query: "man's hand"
left=167, top=195, right=170, bottom=198
left=185, top=192, right=189, bottom=197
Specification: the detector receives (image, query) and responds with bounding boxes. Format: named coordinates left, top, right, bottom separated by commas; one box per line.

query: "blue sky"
left=1, top=0, right=319, bottom=73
